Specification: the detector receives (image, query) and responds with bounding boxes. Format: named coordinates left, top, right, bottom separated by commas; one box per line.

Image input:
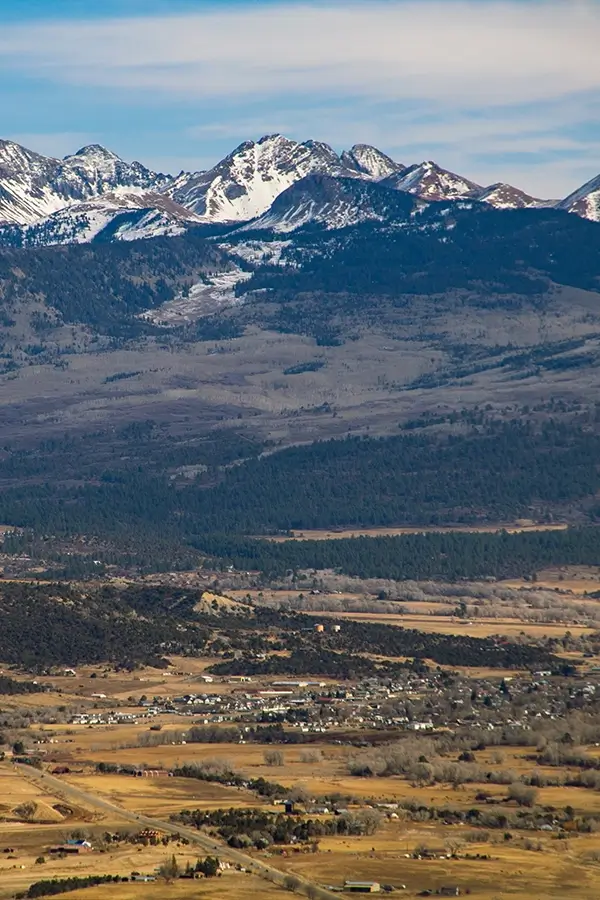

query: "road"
left=17, top=764, right=334, bottom=899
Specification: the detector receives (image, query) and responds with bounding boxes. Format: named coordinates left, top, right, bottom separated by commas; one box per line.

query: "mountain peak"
left=0, top=138, right=51, bottom=165
left=341, top=144, right=404, bottom=180
left=257, top=133, right=289, bottom=145
left=0, top=138, right=168, bottom=226
left=70, top=144, right=122, bottom=161
left=477, top=182, right=542, bottom=210
left=165, top=133, right=355, bottom=223
left=2, top=131, right=600, bottom=239
left=384, top=161, right=483, bottom=201
left=556, top=172, right=600, bottom=222
left=245, top=172, right=416, bottom=233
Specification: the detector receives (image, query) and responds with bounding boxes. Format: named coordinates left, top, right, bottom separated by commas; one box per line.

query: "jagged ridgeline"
left=0, top=134, right=599, bottom=249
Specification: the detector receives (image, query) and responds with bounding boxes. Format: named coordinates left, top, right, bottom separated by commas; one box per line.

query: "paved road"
left=17, top=764, right=334, bottom=899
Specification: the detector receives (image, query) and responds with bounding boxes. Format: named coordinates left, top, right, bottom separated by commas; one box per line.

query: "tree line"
left=195, top=527, right=600, bottom=582
left=2, top=421, right=600, bottom=553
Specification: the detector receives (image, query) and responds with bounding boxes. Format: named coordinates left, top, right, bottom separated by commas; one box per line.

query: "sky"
left=1, top=0, right=600, bottom=197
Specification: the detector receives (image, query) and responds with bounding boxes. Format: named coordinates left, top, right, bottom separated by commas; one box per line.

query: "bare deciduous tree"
left=264, top=749, right=285, bottom=767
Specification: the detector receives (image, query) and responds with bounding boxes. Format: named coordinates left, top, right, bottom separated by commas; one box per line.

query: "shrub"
left=508, top=783, right=538, bottom=808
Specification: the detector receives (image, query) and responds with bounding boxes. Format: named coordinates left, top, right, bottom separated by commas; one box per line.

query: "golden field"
left=271, top=824, right=600, bottom=900
left=2, top=712, right=600, bottom=899
left=59, top=876, right=287, bottom=900
left=317, top=611, right=595, bottom=639
left=264, top=523, right=569, bottom=541
left=0, top=593, right=599, bottom=900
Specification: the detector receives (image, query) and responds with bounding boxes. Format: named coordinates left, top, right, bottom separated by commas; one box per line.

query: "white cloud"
left=180, top=94, right=600, bottom=195
left=0, top=1, right=599, bottom=106
left=1, top=1, right=600, bottom=195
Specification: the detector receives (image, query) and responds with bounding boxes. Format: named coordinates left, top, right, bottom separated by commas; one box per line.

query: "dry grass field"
left=59, top=874, right=287, bottom=900
left=1, top=602, right=600, bottom=899
left=0, top=836, right=272, bottom=900
left=53, top=741, right=600, bottom=818
left=4, top=718, right=600, bottom=899
left=62, top=773, right=263, bottom=817
left=501, top=566, right=600, bottom=593
left=266, top=523, right=569, bottom=541
left=317, top=611, right=595, bottom=639
left=270, top=823, right=600, bottom=899
left=78, top=741, right=316, bottom=768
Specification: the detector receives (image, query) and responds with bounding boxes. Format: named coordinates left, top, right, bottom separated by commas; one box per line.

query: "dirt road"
left=17, top=764, right=332, bottom=898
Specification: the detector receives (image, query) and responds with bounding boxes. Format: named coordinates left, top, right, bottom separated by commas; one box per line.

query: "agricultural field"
left=60, top=876, right=287, bottom=900
left=502, top=566, right=600, bottom=593
left=0, top=824, right=271, bottom=900
left=60, top=772, right=262, bottom=817
left=5, top=737, right=600, bottom=900
left=266, top=523, right=570, bottom=541
left=271, top=825, right=600, bottom=900
left=1, top=583, right=600, bottom=900
left=317, top=611, right=596, bottom=640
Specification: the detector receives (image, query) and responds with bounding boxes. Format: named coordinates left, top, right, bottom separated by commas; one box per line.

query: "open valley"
left=2, top=11, right=600, bottom=898
left=2, top=572, right=600, bottom=900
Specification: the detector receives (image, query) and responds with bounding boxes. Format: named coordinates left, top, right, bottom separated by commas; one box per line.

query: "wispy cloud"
left=1, top=2, right=599, bottom=105
left=0, top=1, right=599, bottom=195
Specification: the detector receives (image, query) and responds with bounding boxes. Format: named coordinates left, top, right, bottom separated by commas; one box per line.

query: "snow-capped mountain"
left=382, top=161, right=483, bottom=202
left=164, top=134, right=359, bottom=222
left=1, top=133, right=599, bottom=247
left=556, top=173, right=600, bottom=223
left=0, top=141, right=65, bottom=225
left=244, top=173, right=417, bottom=233
left=0, top=191, right=204, bottom=247
left=0, top=140, right=167, bottom=225
left=340, top=144, right=404, bottom=180
left=475, top=183, right=543, bottom=209
left=61, top=145, right=168, bottom=197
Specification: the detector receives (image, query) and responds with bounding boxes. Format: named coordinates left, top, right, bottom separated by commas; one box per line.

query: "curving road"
left=16, top=764, right=334, bottom=899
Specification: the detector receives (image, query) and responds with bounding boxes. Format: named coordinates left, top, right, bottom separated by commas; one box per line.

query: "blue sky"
left=1, top=0, right=600, bottom=196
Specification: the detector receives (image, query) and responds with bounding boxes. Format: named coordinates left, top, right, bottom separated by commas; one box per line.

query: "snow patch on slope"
left=556, top=173, right=600, bottom=222
left=252, top=197, right=387, bottom=232
left=386, top=161, right=483, bottom=201
left=0, top=139, right=167, bottom=226
left=340, top=144, right=404, bottom=180
left=222, top=240, right=293, bottom=266
left=140, top=269, right=251, bottom=326
left=0, top=191, right=204, bottom=247
left=477, top=183, right=542, bottom=210
left=165, top=134, right=358, bottom=222
left=241, top=173, right=416, bottom=233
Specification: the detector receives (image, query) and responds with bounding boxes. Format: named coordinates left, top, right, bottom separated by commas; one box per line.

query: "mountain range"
left=0, top=129, right=600, bottom=489
left=1, top=133, right=599, bottom=247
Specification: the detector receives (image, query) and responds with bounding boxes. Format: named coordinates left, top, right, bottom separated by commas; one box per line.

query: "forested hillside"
left=189, top=420, right=600, bottom=531
left=0, top=583, right=560, bottom=671
left=194, top=527, right=600, bottom=581
left=0, top=228, right=229, bottom=334
left=239, top=205, right=600, bottom=300
left=1, top=189, right=600, bottom=582
left=0, top=420, right=598, bottom=540
left=0, top=582, right=210, bottom=668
